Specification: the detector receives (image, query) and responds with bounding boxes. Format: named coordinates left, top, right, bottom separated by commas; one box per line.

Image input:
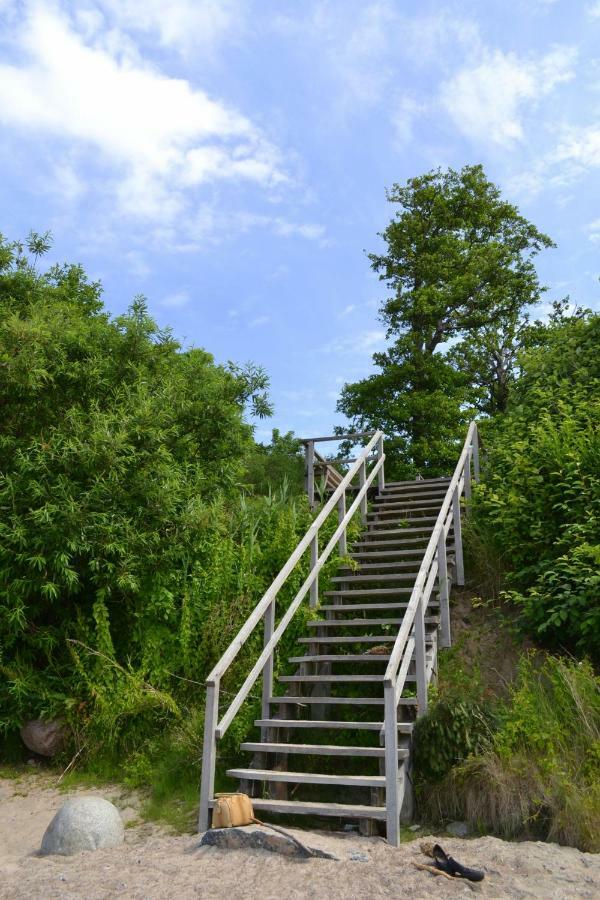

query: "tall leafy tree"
left=338, top=165, right=554, bottom=476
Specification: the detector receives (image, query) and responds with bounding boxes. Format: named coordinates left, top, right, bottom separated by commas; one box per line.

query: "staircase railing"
left=382, top=421, right=480, bottom=845
left=198, top=430, right=386, bottom=831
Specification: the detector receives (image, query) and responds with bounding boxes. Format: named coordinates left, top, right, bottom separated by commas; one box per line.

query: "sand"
left=1, top=774, right=599, bottom=899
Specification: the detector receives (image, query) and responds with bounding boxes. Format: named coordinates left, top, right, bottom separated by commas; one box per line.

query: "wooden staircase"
left=199, top=426, right=479, bottom=844
left=225, top=477, right=449, bottom=827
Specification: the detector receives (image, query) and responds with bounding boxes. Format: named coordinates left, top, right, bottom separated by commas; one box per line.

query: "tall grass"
left=420, top=655, right=600, bottom=851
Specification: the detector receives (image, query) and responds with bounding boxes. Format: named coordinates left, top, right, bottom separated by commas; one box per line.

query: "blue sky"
left=1, top=1, right=599, bottom=442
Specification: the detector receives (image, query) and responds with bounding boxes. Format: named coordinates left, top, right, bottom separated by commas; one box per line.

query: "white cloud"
left=441, top=46, right=576, bottom=145
left=249, top=315, right=270, bottom=327
left=226, top=212, right=327, bottom=244
left=328, top=329, right=385, bottom=355
left=161, top=289, right=191, bottom=308
left=98, top=0, right=243, bottom=55
left=555, top=124, right=600, bottom=169
left=392, top=95, right=425, bottom=146
left=338, top=304, right=356, bottom=318
left=586, top=218, right=600, bottom=242
left=0, top=4, right=286, bottom=222
left=587, top=2, right=600, bottom=18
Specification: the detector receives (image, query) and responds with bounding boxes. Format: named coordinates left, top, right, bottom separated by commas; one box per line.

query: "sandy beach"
left=1, top=774, right=599, bottom=899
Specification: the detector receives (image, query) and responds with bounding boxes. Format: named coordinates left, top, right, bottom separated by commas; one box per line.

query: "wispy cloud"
left=0, top=3, right=287, bottom=224
left=161, top=289, right=191, bottom=308
left=327, top=329, right=385, bottom=355
left=585, top=217, right=600, bottom=243
left=98, top=0, right=244, bottom=56
left=441, top=45, right=576, bottom=145
left=249, top=315, right=270, bottom=327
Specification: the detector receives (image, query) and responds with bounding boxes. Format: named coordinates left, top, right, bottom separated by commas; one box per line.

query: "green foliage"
left=413, top=697, right=493, bottom=784
left=473, top=310, right=600, bottom=658
left=0, top=235, right=339, bottom=773
left=413, top=644, right=495, bottom=784
left=244, top=429, right=305, bottom=496
left=425, top=654, right=600, bottom=851
left=338, top=164, right=553, bottom=477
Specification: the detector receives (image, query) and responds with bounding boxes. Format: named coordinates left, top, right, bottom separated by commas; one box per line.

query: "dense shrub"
left=473, top=311, right=600, bottom=658
left=0, top=236, right=349, bottom=767
left=423, top=655, right=600, bottom=851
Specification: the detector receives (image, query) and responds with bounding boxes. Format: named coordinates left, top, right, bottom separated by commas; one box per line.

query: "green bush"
left=423, top=654, right=600, bottom=852
left=0, top=235, right=352, bottom=774
left=473, top=311, right=600, bottom=658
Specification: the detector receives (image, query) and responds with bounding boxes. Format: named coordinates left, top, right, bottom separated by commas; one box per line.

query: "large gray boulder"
left=40, top=796, right=124, bottom=856
left=20, top=719, right=66, bottom=757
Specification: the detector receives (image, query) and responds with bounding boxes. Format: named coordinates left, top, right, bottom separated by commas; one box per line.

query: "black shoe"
left=432, top=844, right=484, bottom=882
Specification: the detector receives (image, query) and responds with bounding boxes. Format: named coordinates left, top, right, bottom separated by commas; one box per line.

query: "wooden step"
left=352, top=537, right=441, bottom=549
left=247, top=798, right=387, bottom=820
left=268, top=696, right=417, bottom=707
left=350, top=549, right=426, bottom=559
left=363, top=513, right=432, bottom=534
left=338, top=561, right=423, bottom=572
left=318, top=603, right=410, bottom=612
left=370, top=501, right=443, bottom=512
left=241, top=742, right=409, bottom=758
left=375, top=489, right=447, bottom=502
left=323, top=588, right=413, bottom=597
left=330, top=573, right=417, bottom=584
left=288, top=654, right=392, bottom=663
left=307, top=616, right=439, bottom=629
left=279, top=674, right=385, bottom=683
left=298, top=635, right=394, bottom=644
left=254, top=719, right=414, bottom=733
left=384, top=477, right=450, bottom=488
left=227, top=768, right=386, bottom=788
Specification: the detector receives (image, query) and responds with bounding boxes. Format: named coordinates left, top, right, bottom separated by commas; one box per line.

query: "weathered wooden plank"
left=241, top=742, right=410, bottom=758
left=226, top=768, right=385, bottom=788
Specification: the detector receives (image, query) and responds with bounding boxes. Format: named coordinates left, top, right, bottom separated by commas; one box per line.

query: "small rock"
left=409, top=824, right=421, bottom=832
left=40, top=797, right=124, bottom=856
left=349, top=851, right=369, bottom=862
left=447, top=820, right=469, bottom=838
left=20, top=719, right=67, bottom=757
left=199, top=825, right=337, bottom=859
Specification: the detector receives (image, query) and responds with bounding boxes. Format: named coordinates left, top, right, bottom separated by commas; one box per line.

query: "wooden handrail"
left=199, top=430, right=384, bottom=831
left=206, top=431, right=381, bottom=686
left=383, top=422, right=477, bottom=688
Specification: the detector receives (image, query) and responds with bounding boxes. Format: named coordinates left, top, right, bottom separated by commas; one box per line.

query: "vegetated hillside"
left=412, top=309, right=600, bottom=852
left=0, top=234, right=349, bottom=825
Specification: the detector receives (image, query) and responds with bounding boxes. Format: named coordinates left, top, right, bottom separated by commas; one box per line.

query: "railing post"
left=414, top=595, right=428, bottom=717
left=310, top=532, right=318, bottom=607
left=377, top=433, right=385, bottom=494
left=464, top=448, right=472, bottom=513
left=437, top=532, right=451, bottom=649
left=305, top=440, right=315, bottom=509
left=472, top=425, right=480, bottom=482
left=337, top=491, right=347, bottom=556
left=359, top=460, right=368, bottom=524
left=198, top=680, right=219, bottom=832
left=261, top=599, right=275, bottom=739
left=452, top=484, right=465, bottom=586
left=384, top=681, right=400, bottom=847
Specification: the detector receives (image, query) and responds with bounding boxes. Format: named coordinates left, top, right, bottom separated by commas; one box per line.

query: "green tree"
left=0, top=233, right=276, bottom=734
left=338, top=165, right=554, bottom=476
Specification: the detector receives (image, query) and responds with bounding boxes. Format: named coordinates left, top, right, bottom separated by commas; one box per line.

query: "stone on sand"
left=40, top=796, right=124, bottom=856
left=200, top=824, right=337, bottom=859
